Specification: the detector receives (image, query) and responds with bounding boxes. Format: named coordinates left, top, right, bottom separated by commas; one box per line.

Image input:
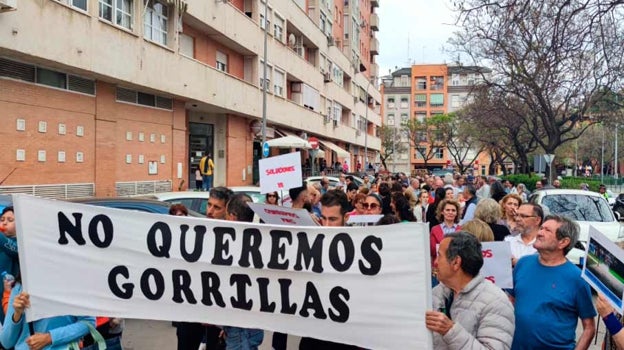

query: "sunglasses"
left=267, top=194, right=277, bottom=198
left=363, top=203, right=380, bottom=210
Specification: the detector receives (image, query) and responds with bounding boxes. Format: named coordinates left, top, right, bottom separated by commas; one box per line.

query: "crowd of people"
left=1, top=170, right=623, bottom=350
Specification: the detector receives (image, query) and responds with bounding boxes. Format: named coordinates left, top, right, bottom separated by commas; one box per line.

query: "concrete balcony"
left=370, top=37, right=379, bottom=55
left=371, top=0, right=379, bottom=8
left=370, top=13, right=379, bottom=31
left=370, top=63, right=379, bottom=79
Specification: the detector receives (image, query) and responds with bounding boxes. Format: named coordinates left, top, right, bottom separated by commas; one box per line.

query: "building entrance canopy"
left=319, top=140, right=350, bottom=158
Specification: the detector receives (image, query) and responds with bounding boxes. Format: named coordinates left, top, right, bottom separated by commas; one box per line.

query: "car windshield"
left=541, top=194, right=614, bottom=222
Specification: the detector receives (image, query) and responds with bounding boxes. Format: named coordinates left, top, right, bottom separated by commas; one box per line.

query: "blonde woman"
left=461, top=219, right=495, bottom=242
left=499, top=193, right=523, bottom=236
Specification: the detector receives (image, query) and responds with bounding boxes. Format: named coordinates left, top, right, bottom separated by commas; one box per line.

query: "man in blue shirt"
left=511, top=214, right=596, bottom=350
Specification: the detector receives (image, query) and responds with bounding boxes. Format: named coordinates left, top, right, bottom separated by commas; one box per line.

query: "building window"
left=179, top=33, right=194, bottom=57
left=400, top=97, right=409, bottom=109
left=434, top=147, right=444, bottom=159
left=451, top=94, right=461, bottom=108
left=387, top=114, right=395, bottom=126
left=116, top=87, right=172, bottom=109
left=144, top=0, right=168, bottom=45
left=259, top=61, right=273, bottom=90
left=320, top=11, right=327, bottom=33
left=400, top=113, right=409, bottom=124
left=416, top=77, right=427, bottom=90
left=414, top=94, right=426, bottom=108
left=431, top=76, right=444, bottom=90
left=99, top=0, right=133, bottom=30
left=417, top=131, right=427, bottom=142
left=216, top=51, right=228, bottom=72
left=274, top=14, right=284, bottom=42
left=387, top=97, right=395, bottom=108
left=56, top=0, right=88, bottom=11
left=430, top=94, right=444, bottom=108
left=400, top=75, right=409, bottom=87
left=451, top=74, right=459, bottom=86
left=415, top=147, right=426, bottom=159
left=415, top=113, right=426, bottom=122
left=273, top=69, right=285, bottom=96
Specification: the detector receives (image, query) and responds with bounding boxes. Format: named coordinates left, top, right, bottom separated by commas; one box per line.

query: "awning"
left=266, top=135, right=311, bottom=149
left=164, top=0, right=188, bottom=15
left=319, top=140, right=350, bottom=158
left=430, top=94, right=444, bottom=104
left=415, top=94, right=427, bottom=102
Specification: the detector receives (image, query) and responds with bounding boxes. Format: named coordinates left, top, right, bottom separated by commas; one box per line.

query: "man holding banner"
left=426, top=232, right=515, bottom=349
left=299, top=189, right=360, bottom=350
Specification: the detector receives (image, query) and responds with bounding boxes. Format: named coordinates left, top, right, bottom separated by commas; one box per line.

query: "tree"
left=403, top=114, right=451, bottom=169
left=460, top=87, right=541, bottom=174
left=442, top=112, right=484, bottom=174
left=378, top=124, right=407, bottom=172
left=451, top=0, right=624, bottom=161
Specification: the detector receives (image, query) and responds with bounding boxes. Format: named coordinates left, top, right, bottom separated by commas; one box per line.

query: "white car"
left=528, top=189, right=624, bottom=265
left=150, top=186, right=267, bottom=215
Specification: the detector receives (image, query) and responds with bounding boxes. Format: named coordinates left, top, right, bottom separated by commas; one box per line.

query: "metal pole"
left=615, top=123, right=619, bottom=179
left=261, top=2, right=269, bottom=157
left=364, top=79, right=371, bottom=172
left=601, top=124, right=605, bottom=183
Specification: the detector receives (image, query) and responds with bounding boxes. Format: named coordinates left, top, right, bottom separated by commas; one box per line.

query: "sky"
left=376, top=0, right=458, bottom=76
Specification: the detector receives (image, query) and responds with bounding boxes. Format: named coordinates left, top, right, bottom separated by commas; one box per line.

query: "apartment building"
left=380, top=67, right=411, bottom=173
left=380, top=64, right=491, bottom=174
left=0, top=0, right=381, bottom=197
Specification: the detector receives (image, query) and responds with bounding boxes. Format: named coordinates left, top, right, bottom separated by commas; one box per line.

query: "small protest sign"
left=259, top=152, right=302, bottom=194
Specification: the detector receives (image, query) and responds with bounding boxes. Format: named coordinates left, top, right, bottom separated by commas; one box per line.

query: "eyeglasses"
left=517, top=214, right=536, bottom=219
left=363, top=203, right=380, bottom=210
left=267, top=194, right=277, bottom=198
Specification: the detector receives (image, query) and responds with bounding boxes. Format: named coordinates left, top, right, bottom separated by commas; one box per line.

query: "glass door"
left=189, top=123, right=214, bottom=190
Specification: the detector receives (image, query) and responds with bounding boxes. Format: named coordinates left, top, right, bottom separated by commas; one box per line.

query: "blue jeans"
left=223, top=326, right=264, bottom=350
left=202, top=174, right=213, bottom=191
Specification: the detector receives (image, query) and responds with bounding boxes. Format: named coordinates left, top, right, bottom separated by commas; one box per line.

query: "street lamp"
left=364, top=78, right=373, bottom=172
left=260, top=2, right=269, bottom=157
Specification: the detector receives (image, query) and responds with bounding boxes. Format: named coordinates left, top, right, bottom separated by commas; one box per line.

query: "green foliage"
left=500, top=174, right=542, bottom=192
left=560, top=177, right=603, bottom=191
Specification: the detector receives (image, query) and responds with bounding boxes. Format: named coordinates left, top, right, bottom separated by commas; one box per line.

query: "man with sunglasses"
left=426, top=232, right=514, bottom=349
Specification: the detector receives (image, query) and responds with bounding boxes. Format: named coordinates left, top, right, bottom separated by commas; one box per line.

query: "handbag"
left=66, top=320, right=107, bottom=350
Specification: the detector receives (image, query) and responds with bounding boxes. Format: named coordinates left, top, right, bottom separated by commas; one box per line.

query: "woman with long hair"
left=499, top=193, right=523, bottom=236
left=413, top=190, right=430, bottom=223
left=429, top=199, right=461, bottom=287
left=265, top=191, right=280, bottom=205
left=391, top=192, right=416, bottom=222
left=426, top=187, right=448, bottom=230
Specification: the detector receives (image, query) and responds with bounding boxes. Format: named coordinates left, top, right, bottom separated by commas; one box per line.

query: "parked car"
left=528, top=189, right=624, bottom=265
left=613, top=193, right=624, bottom=218
left=305, top=175, right=365, bottom=188
left=69, top=197, right=205, bottom=217
left=149, top=186, right=267, bottom=215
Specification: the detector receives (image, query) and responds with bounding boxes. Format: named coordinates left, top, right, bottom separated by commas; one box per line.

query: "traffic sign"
left=309, top=136, right=319, bottom=150
left=262, top=142, right=270, bottom=158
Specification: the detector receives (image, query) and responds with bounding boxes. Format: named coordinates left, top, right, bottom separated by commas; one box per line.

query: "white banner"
left=259, top=152, right=302, bottom=194
left=480, top=242, right=513, bottom=289
left=247, top=203, right=318, bottom=226
left=14, top=195, right=433, bottom=350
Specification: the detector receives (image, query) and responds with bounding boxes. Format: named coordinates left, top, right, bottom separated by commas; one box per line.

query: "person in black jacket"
left=474, top=198, right=511, bottom=241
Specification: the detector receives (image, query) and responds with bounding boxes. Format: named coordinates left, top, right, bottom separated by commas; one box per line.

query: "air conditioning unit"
left=0, top=0, right=17, bottom=11
left=323, top=72, right=331, bottom=82
left=328, top=36, right=335, bottom=46
left=333, top=120, right=338, bottom=128
left=356, top=129, right=361, bottom=136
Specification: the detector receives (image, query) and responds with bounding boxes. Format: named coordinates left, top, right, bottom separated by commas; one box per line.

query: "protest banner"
left=247, top=203, right=318, bottom=226
left=582, top=226, right=624, bottom=312
left=13, top=195, right=433, bottom=349
left=480, top=242, right=513, bottom=289
left=259, top=152, right=302, bottom=194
